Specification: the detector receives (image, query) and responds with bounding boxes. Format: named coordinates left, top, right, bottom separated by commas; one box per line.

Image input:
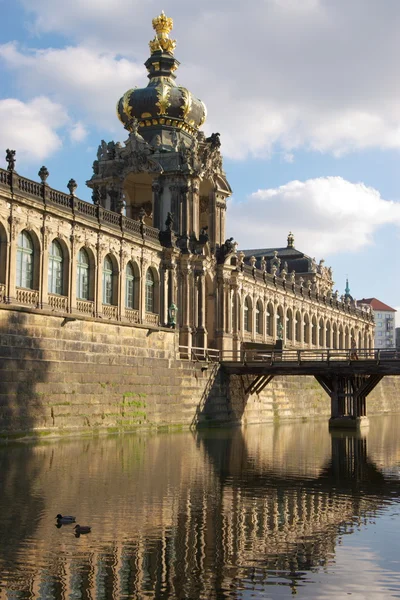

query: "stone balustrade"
left=48, top=294, right=68, bottom=312
left=16, top=287, right=39, bottom=307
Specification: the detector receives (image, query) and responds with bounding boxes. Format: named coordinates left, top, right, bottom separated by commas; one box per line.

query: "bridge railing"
left=179, top=346, right=220, bottom=362
left=221, top=348, right=400, bottom=364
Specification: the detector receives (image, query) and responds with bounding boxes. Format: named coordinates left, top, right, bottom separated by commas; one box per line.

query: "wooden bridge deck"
left=221, top=349, right=400, bottom=421
left=221, top=349, right=400, bottom=377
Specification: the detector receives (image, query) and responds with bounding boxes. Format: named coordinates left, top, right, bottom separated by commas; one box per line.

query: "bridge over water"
left=220, top=348, right=400, bottom=428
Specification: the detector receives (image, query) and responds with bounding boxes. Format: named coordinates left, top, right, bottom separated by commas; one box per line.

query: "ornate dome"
left=117, top=12, right=207, bottom=137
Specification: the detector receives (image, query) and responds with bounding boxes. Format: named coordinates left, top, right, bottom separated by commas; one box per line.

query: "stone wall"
left=0, top=307, right=229, bottom=436
left=0, top=307, right=399, bottom=438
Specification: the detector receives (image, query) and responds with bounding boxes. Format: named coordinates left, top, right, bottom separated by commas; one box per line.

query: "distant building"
left=358, top=298, right=396, bottom=348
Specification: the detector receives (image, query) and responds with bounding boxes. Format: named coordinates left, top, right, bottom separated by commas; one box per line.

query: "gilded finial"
left=152, top=10, right=174, bottom=36
left=149, top=11, right=176, bottom=55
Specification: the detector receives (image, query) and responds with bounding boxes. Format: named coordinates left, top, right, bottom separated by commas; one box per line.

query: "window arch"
left=326, top=321, right=331, bottom=348
left=266, top=302, right=274, bottom=337
left=255, top=300, right=262, bottom=335
left=48, top=239, right=63, bottom=295
left=244, top=297, right=251, bottom=333
left=311, top=316, right=317, bottom=345
left=295, top=311, right=301, bottom=343
left=286, top=308, right=293, bottom=341
left=16, top=230, right=34, bottom=289
left=125, top=261, right=137, bottom=309
left=77, top=248, right=90, bottom=300
left=345, top=326, right=350, bottom=349
left=319, top=318, right=324, bottom=346
left=102, top=254, right=114, bottom=305
left=333, top=323, right=338, bottom=349
left=277, top=305, right=284, bottom=340
left=145, top=268, right=155, bottom=313
left=304, top=314, right=310, bottom=345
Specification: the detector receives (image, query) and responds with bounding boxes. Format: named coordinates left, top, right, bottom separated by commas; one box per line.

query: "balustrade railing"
left=18, top=177, right=42, bottom=198
left=16, top=287, right=39, bottom=307
left=0, top=168, right=161, bottom=247
left=48, top=294, right=68, bottom=312
left=101, top=208, right=121, bottom=226
left=145, top=312, right=159, bottom=326
left=76, top=200, right=97, bottom=218
left=102, top=304, right=118, bottom=320
left=48, top=189, right=70, bottom=207
left=76, top=299, right=95, bottom=316
left=125, top=308, right=140, bottom=324
left=0, top=171, right=9, bottom=185
left=0, top=283, right=5, bottom=303
left=122, top=217, right=142, bottom=235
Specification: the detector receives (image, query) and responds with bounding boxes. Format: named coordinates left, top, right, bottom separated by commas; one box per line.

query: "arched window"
left=266, top=303, right=274, bottom=337
left=145, top=269, right=155, bottom=313
left=244, top=297, right=251, bottom=332
left=286, top=308, right=293, bottom=341
left=102, top=255, right=113, bottom=305
left=326, top=322, right=331, bottom=348
left=125, top=262, right=135, bottom=309
left=77, top=248, right=89, bottom=300
left=48, top=239, right=63, bottom=295
left=16, top=230, right=33, bottom=289
left=304, top=314, right=310, bottom=344
left=277, top=306, right=284, bottom=340
left=295, top=311, right=301, bottom=342
left=312, top=316, right=317, bottom=345
left=255, top=300, right=262, bottom=334
left=319, top=318, right=324, bottom=346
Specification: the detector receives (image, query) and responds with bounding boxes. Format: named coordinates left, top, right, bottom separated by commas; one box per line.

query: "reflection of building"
left=359, top=298, right=396, bottom=348
left=1, top=422, right=397, bottom=599
left=0, top=12, right=373, bottom=363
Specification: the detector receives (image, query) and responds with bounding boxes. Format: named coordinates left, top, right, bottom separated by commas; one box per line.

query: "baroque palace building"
left=0, top=12, right=374, bottom=358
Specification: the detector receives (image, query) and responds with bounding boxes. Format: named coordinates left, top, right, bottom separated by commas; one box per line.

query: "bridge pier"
left=315, top=374, right=383, bottom=429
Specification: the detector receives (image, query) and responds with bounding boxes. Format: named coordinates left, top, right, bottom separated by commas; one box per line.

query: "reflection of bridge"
left=221, top=348, right=400, bottom=427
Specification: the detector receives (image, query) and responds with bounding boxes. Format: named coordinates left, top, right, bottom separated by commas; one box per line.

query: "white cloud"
left=0, top=43, right=145, bottom=134
left=69, top=122, right=88, bottom=143
left=0, top=97, right=67, bottom=162
left=10, top=0, right=400, bottom=159
left=228, top=176, right=400, bottom=255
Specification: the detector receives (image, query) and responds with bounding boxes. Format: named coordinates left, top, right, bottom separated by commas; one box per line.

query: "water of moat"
left=1, top=416, right=400, bottom=600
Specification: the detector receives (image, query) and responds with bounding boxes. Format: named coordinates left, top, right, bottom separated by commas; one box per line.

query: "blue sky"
left=0, top=0, right=399, bottom=321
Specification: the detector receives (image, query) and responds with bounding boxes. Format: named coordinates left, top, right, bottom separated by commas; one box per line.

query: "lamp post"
left=168, top=303, right=178, bottom=329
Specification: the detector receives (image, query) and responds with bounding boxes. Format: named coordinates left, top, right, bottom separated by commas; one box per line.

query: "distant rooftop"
left=358, top=298, right=396, bottom=312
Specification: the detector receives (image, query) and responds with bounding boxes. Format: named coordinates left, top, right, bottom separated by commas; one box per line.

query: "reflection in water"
left=1, top=416, right=400, bottom=599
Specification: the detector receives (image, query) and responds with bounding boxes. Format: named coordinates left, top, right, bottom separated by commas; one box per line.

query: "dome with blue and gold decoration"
left=117, top=11, right=207, bottom=138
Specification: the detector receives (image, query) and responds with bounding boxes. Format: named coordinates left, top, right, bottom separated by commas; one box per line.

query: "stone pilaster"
left=178, top=258, right=192, bottom=355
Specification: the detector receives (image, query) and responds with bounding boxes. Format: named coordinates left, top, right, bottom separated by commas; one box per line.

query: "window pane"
left=126, top=263, right=135, bottom=309
left=103, top=255, right=113, bottom=304
left=145, top=269, right=154, bottom=313
left=16, top=231, right=33, bottom=289
left=77, top=248, right=89, bottom=300
left=48, top=240, right=63, bottom=295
